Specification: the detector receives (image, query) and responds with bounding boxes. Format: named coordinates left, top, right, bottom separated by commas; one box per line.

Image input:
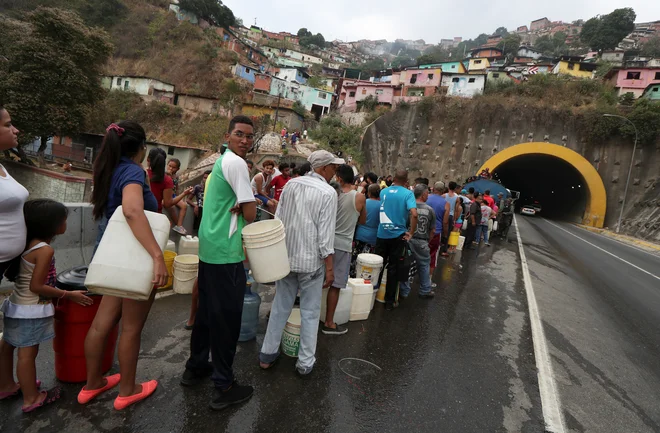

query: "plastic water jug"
left=85, top=206, right=170, bottom=300
left=165, top=240, right=176, bottom=253
left=320, top=285, right=353, bottom=325
left=178, top=235, right=199, bottom=256
left=239, top=279, right=261, bottom=342
left=349, top=278, right=374, bottom=321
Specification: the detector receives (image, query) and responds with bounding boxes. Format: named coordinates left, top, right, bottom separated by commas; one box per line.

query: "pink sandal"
left=0, top=380, right=42, bottom=400
left=22, top=387, right=61, bottom=413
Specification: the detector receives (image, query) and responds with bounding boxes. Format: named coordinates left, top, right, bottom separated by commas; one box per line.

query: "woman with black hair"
left=79, top=121, right=168, bottom=410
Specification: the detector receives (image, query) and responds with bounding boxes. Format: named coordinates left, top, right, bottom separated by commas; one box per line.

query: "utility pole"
left=603, top=114, right=638, bottom=233
left=273, top=85, right=282, bottom=132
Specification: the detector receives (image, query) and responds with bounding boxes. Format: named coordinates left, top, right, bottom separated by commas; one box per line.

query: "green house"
left=642, top=83, right=660, bottom=101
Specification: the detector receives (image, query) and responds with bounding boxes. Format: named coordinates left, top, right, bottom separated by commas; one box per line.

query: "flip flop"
left=77, top=374, right=121, bottom=404
left=259, top=354, right=280, bottom=370
left=113, top=380, right=158, bottom=410
left=0, top=380, right=42, bottom=400
left=22, top=387, right=61, bottom=413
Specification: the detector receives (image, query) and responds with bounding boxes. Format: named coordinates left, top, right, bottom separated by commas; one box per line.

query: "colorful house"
left=102, top=75, right=175, bottom=104
left=338, top=80, right=398, bottom=112
left=442, top=74, right=485, bottom=98
left=469, top=48, right=503, bottom=59
left=468, top=58, right=491, bottom=72
left=605, top=67, right=660, bottom=98
left=273, top=67, right=309, bottom=84
left=232, top=63, right=260, bottom=84
left=642, top=83, right=660, bottom=101
left=398, top=68, right=441, bottom=97
left=552, top=57, right=597, bottom=79
left=418, top=61, right=467, bottom=74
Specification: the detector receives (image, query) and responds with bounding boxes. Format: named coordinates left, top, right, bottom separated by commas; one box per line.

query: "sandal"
left=22, top=387, right=61, bottom=413
left=0, top=380, right=42, bottom=400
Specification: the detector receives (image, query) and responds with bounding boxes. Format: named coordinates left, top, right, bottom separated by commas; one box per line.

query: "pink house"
left=338, top=80, right=399, bottom=112
left=606, top=68, right=660, bottom=98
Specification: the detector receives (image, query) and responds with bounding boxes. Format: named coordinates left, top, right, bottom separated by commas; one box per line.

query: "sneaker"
left=209, top=382, right=253, bottom=411
left=295, top=367, right=313, bottom=380
left=385, top=302, right=395, bottom=311
left=431, top=283, right=437, bottom=288
left=485, top=243, right=491, bottom=247
left=321, top=324, right=348, bottom=335
left=180, top=368, right=212, bottom=387
left=418, top=291, right=436, bottom=299
left=173, top=226, right=187, bottom=235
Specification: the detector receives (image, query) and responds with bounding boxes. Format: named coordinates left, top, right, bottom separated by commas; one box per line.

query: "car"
left=521, top=206, right=536, bottom=216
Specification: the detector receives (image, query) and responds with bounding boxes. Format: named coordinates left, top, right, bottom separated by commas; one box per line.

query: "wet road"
left=515, top=216, right=660, bottom=433
left=0, top=235, right=544, bottom=433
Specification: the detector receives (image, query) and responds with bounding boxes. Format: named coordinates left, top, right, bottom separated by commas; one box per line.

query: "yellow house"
left=552, top=57, right=597, bottom=79
left=468, top=58, right=490, bottom=72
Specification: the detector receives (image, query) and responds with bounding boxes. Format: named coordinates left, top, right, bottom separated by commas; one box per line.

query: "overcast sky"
left=224, top=0, right=660, bottom=44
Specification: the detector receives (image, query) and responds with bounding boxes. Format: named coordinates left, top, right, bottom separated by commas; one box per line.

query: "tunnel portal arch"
left=478, top=142, right=606, bottom=228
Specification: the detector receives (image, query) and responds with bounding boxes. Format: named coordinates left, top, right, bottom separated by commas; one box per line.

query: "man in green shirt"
left=181, top=116, right=257, bottom=411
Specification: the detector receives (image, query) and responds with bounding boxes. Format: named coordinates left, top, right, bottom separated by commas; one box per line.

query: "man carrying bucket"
left=259, top=150, right=342, bottom=377
left=180, top=116, right=257, bottom=410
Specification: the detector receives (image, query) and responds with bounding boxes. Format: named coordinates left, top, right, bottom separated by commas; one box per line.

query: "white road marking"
left=545, top=220, right=660, bottom=281
left=570, top=224, right=660, bottom=258
left=514, top=216, right=567, bottom=433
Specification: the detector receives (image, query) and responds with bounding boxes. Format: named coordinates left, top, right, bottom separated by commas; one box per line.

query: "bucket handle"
left=257, top=206, right=277, bottom=218
left=174, top=274, right=198, bottom=282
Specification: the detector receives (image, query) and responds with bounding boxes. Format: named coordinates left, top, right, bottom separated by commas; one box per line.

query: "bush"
left=360, top=95, right=379, bottom=112
left=309, top=115, right=364, bottom=163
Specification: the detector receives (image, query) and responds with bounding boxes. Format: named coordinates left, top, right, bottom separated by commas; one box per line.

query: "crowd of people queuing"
left=0, top=109, right=517, bottom=414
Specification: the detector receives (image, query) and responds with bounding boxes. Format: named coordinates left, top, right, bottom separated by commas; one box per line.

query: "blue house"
left=233, top=63, right=260, bottom=84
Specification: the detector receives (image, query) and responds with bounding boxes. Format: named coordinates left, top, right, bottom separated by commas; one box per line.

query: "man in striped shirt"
left=259, top=150, right=343, bottom=377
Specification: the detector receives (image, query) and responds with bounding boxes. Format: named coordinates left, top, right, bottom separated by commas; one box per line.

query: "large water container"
left=85, top=206, right=170, bottom=301
left=355, top=254, right=383, bottom=286
left=239, top=280, right=261, bottom=341
left=320, top=285, right=353, bottom=325
left=178, top=235, right=199, bottom=256
left=242, top=220, right=290, bottom=283
left=349, top=278, right=374, bottom=321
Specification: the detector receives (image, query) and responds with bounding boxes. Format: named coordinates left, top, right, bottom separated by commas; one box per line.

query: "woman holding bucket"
left=79, top=121, right=168, bottom=410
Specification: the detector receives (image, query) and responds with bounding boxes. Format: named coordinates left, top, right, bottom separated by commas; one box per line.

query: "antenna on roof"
left=254, top=17, right=257, bottom=26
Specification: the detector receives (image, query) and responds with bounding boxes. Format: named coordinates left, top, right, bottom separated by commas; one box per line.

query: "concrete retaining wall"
left=4, top=161, right=91, bottom=203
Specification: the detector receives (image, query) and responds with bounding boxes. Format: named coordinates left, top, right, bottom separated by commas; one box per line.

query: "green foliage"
left=365, top=106, right=390, bottom=124
left=497, top=33, right=521, bottom=58
left=0, top=7, right=113, bottom=149
left=640, top=36, right=660, bottom=58
left=391, top=55, right=417, bottom=69
left=397, top=100, right=411, bottom=109
left=352, top=58, right=386, bottom=76
left=178, top=0, right=235, bottom=28
left=418, top=45, right=450, bottom=65
left=579, top=8, right=636, bottom=51
left=594, top=61, right=615, bottom=79
left=451, top=33, right=489, bottom=60
left=533, top=33, right=569, bottom=56
left=360, top=95, right=379, bottom=112
left=619, top=92, right=635, bottom=106
left=0, top=0, right=127, bottom=28
left=309, top=115, right=364, bottom=163
left=292, top=101, right=308, bottom=117
left=306, top=76, right=326, bottom=89
left=494, top=27, right=508, bottom=37
left=297, top=28, right=311, bottom=38
left=299, top=31, right=325, bottom=48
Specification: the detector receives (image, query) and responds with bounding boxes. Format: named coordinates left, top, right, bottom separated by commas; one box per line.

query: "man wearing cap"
left=259, top=150, right=342, bottom=377
left=375, top=169, right=418, bottom=310
left=427, top=181, right=450, bottom=279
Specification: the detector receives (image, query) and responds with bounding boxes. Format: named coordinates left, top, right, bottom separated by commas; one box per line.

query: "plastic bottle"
left=239, top=279, right=261, bottom=342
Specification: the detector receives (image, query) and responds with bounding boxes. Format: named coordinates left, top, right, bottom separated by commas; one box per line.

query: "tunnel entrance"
left=493, top=154, right=587, bottom=222
left=478, top=143, right=607, bottom=227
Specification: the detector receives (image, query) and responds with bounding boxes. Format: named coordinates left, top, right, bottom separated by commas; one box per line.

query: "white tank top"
left=0, top=164, right=29, bottom=262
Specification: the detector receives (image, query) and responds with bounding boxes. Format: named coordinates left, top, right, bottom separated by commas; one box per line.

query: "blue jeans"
left=260, top=265, right=325, bottom=374
left=402, top=239, right=432, bottom=296
left=476, top=224, right=489, bottom=243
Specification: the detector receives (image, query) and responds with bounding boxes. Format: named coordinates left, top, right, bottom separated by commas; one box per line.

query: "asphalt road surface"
left=0, top=217, right=658, bottom=433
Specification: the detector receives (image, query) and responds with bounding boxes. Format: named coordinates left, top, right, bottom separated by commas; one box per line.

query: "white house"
left=143, top=142, right=207, bottom=172
left=284, top=49, right=323, bottom=65
left=103, top=75, right=175, bottom=104
left=517, top=46, right=543, bottom=60
left=442, top=74, right=485, bottom=98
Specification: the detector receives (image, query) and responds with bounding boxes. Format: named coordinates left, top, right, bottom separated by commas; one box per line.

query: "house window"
left=361, top=89, right=367, bottom=95
left=468, top=78, right=476, bottom=83
left=375, top=89, right=384, bottom=95
left=451, top=65, right=456, bottom=69
left=319, top=92, right=327, bottom=99
left=212, top=102, right=219, bottom=111
left=653, top=87, right=659, bottom=92
left=568, top=63, right=575, bottom=70
left=167, top=146, right=175, bottom=156
left=428, top=74, right=434, bottom=79
left=84, top=147, right=93, bottom=163
left=116, top=78, right=121, bottom=86
left=655, top=72, right=660, bottom=80
left=492, top=73, right=500, bottom=78
left=349, top=91, right=356, bottom=97
left=410, top=74, right=417, bottom=84
left=475, top=60, right=482, bottom=64
left=124, top=81, right=129, bottom=90
left=626, top=71, right=641, bottom=79
left=245, top=67, right=250, bottom=73
left=452, top=77, right=459, bottom=83
left=616, top=53, right=621, bottom=57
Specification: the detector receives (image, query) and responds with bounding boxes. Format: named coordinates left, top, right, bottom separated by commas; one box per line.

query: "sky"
left=224, top=0, right=660, bottom=44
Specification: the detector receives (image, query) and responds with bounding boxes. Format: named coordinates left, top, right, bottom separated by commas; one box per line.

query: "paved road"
left=515, top=216, right=660, bottom=433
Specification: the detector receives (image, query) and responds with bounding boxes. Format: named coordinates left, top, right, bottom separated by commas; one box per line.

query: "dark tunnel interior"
left=493, top=154, right=588, bottom=222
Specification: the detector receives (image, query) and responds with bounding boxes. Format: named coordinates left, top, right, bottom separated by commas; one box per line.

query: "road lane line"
left=514, top=216, right=566, bottom=433
left=572, top=225, right=660, bottom=258
left=544, top=220, right=660, bottom=281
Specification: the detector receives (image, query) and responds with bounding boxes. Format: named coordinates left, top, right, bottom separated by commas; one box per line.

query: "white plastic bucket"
left=457, top=236, right=466, bottom=251
left=85, top=207, right=170, bottom=301
left=173, top=254, right=199, bottom=294
left=281, top=308, right=301, bottom=357
left=355, top=253, right=383, bottom=286
left=349, top=279, right=373, bottom=321
left=242, top=220, right=290, bottom=283
left=320, top=286, right=354, bottom=325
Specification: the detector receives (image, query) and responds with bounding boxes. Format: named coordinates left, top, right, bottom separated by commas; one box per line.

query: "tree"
left=641, top=36, right=660, bottom=58
left=391, top=55, right=416, bottom=68
left=300, top=33, right=325, bottom=48
left=178, top=0, right=236, bottom=28
left=494, top=27, right=508, bottom=37
left=297, top=28, right=312, bottom=38
left=474, top=33, right=489, bottom=46
left=497, top=33, right=521, bottom=58
left=0, top=7, right=113, bottom=165
left=0, top=0, right=127, bottom=28
left=580, top=8, right=636, bottom=51
left=306, top=76, right=326, bottom=89
left=534, top=32, right=569, bottom=56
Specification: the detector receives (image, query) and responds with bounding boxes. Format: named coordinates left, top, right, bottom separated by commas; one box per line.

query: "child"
left=147, top=150, right=192, bottom=235
left=165, top=158, right=189, bottom=235
left=477, top=200, right=493, bottom=246
left=0, top=199, right=92, bottom=413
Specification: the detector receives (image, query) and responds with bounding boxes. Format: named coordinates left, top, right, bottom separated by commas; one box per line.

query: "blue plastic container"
left=239, top=279, right=261, bottom=342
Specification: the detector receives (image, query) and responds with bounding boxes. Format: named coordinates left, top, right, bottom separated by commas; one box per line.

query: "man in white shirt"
left=259, top=150, right=343, bottom=377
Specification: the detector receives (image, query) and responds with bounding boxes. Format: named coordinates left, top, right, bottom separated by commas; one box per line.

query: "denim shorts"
left=2, top=316, right=55, bottom=348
